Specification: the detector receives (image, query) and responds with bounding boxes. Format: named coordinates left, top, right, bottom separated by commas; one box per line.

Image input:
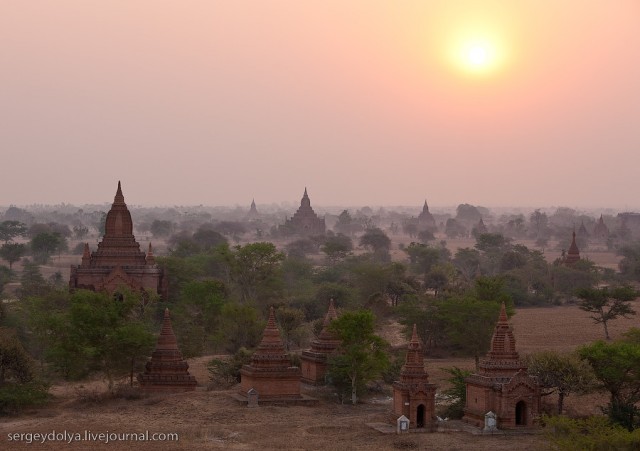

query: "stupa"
left=392, top=325, right=437, bottom=430
left=138, top=308, right=197, bottom=393
left=463, top=303, right=540, bottom=429
left=593, top=215, right=609, bottom=241
left=69, top=182, right=167, bottom=296
left=417, top=200, right=436, bottom=232
left=282, top=188, right=325, bottom=236
left=301, top=299, right=340, bottom=385
left=564, top=231, right=581, bottom=266
left=240, top=307, right=302, bottom=400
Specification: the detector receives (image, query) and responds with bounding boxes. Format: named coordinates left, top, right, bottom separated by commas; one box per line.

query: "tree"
left=227, top=242, right=285, bottom=303
left=334, top=210, right=356, bottom=236
left=0, top=243, right=26, bottom=269
left=30, top=232, right=66, bottom=264
left=404, top=242, right=446, bottom=276
left=525, top=351, right=595, bottom=414
left=72, top=225, right=89, bottom=240
left=359, top=228, right=391, bottom=261
left=19, top=261, right=49, bottom=299
left=215, top=304, right=265, bottom=353
left=275, top=306, right=306, bottom=350
left=618, top=243, right=640, bottom=283
left=150, top=219, right=173, bottom=238
left=31, top=290, right=155, bottom=388
left=576, top=286, right=637, bottom=340
left=321, top=234, right=353, bottom=263
left=328, top=310, right=389, bottom=404
left=445, top=218, right=466, bottom=239
left=579, top=339, right=640, bottom=430
left=192, top=228, right=227, bottom=251
left=0, top=221, right=27, bottom=244
left=455, top=204, right=482, bottom=223
left=441, top=367, right=472, bottom=418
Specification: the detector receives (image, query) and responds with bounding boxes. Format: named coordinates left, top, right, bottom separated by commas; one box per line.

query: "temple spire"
left=114, top=181, right=125, bottom=205
left=157, top=308, right=179, bottom=351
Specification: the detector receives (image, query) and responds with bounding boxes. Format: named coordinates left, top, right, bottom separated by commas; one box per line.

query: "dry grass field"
left=3, top=301, right=638, bottom=451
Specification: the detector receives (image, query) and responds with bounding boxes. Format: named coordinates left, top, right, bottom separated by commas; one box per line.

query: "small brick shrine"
left=138, top=308, right=197, bottom=393
left=392, top=324, right=437, bottom=430
left=301, top=299, right=340, bottom=385
left=463, top=303, right=541, bottom=429
left=240, top=307, right=302, bottom=400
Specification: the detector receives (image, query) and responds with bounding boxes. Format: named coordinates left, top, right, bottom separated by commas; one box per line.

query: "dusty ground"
left=4, top=302, right=637, bottom=450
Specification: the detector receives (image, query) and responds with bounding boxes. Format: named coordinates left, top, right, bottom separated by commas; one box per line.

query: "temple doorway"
left=416, top=404, right=425, bottom=428
left=515, top=401, right=527, bottom=426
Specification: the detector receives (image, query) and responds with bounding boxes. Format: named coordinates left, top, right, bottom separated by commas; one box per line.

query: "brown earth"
left=4, top=302, right=638, bottom=450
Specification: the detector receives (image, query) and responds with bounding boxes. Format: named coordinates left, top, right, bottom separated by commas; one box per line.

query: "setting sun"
left=451, top=35, right=506, bottom=76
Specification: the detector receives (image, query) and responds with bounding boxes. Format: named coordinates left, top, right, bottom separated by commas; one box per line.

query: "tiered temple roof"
left=301, top=299, right=340, bottom=384
left=282, top=188, right=325, bottom=236
left=463, top=303, right=540, bottom=429
left=138, top=308, right=197, bottom=393
left=240, top=307, right=302, bottom=400
left=565, top=231, right=581, bottom=266
left=417, top=200, right=436, bottom=231
left=392, top=324, right=436, bottom=429
left=69, top=182, right=167, bottom=296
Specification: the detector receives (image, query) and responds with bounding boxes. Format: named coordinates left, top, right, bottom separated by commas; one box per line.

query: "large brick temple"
left=69, top=182, right=167, bottom=297
left=463, top=303, right=541, bottom=429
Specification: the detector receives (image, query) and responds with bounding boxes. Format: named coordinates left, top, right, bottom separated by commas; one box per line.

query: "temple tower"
left=417, top=200, right=436, bottom=232
left=301, top=299, right=340, bottom=385
left=463, top=303, right=540, bottom=429
left=565, top=231, right=581, bottom=266
left=240, top=307, right=302, bottom=400
left=138, top=308, right=197, bottom=393
left=69, top=182, right=166, bottom=296
left=392, top=325, right=437, bottom=430
left=282, top=188, right=326, bottom=236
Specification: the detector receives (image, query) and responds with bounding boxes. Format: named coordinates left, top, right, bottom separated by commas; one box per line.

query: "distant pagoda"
left=69, top=182, right=167, bottom=297
left=301, top=299, right=340, bottom=385
left=564, top=231, right=581, bottom=266
left=138, top=308, right=197, bottom=393
left=282, top=188, right=325, bottom=236
left=417, top=200, right=436, bottom=232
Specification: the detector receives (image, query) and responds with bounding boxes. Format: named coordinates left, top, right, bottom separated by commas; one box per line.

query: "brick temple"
left=138, top=308, right=197, bottom=393
left=392, top=324, right=437, bottom=430
left=69, top=182, right=167, bottom=297
left=463, top=303, right=540, bottom=429
left=563, top=230, right=581, bottom=266
left=301, top=299, right=340, bottom=385
left=240, top=307, right=302, bottom=401
left=282, top=188, right=325, bottom=236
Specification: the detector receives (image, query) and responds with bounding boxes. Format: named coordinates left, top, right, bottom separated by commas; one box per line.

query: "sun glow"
left=452, top=35, right=505, bottom=76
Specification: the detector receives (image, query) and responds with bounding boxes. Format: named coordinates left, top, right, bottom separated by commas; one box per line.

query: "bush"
left=543, top=415, right=640, bottom=450
left=0, top=381, right=49, bottom=415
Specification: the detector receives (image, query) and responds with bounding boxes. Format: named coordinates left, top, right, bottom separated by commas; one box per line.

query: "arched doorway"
left=416, top=404, right=425, bottom=428
left=515, top=401, right=527, bottom=426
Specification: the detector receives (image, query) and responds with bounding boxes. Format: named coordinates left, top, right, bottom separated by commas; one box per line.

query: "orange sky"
left=1, top=1, right=639, bottom=209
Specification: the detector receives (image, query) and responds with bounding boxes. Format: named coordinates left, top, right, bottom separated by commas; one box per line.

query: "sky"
left=1, top=1, right=639, bottom=209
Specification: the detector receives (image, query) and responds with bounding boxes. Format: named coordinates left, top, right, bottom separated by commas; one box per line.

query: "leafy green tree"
left=455, top=204, right=482, bottom=223
left=359, top=228, right=391, bottom=261
left=453, top=247, right=481, bottom=287
left=0, top=243, right=26, bottom=269
left=618, top=243, right=640, bottom=283
left=192, top=228, right=227, bottom=251
left=576, top=286, right=637, bottom=340
left=208, top=347, right=253, bottom=387
left=441, top=367, right=472, bottom=418
left=227, top=242, right=285, bottom=303
left=0, top=221, right=27, bottom=244
left=579, top=339, right=640, bottom=430
left=30, top=290, right=155, bottom=388
left=276, top=306, right=306, bottom=350
left=72, top=225, right=89, bottom=240
left=19, top=261, right=49, bottom=299
left=216, top=304, right=265, bottom=353
left=171, top=279, right=227, bottom=357
left=445, top=218, right=466, bottom=239
left=334, top=210, right=355, bottom=236
left=321, top=234, right=353, bottom=263
left=30, top=232, right=66, bottom=264
left=525, top=351, right=595, bottom=414
left=327, top=310, right=389, bottom=404
left=405, top=242, right=446, bottom=276
left=285, top=238, right=318, bottom=259
left=150, top=219, right=173, bottom=238
left=543, top=415, right=640, bottom=450
left=0, top=328, right=49, bottom=415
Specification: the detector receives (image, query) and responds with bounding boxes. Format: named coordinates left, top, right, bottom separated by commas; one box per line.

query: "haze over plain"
left=1, top=1, right=639, bottom=208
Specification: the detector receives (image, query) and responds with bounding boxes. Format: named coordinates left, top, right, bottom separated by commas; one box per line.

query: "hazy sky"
left=2, top=1, right=639, bottom=209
